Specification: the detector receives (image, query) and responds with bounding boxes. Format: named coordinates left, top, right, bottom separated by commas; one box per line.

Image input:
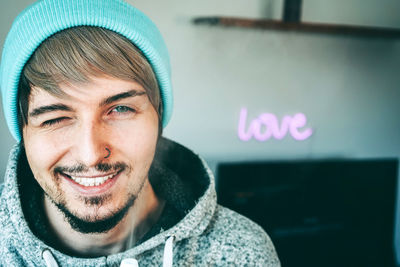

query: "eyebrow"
left=28, top=90, right=146, bottom=118
left=100, top=90, right=146, bottom=107
left=29, top=104, right=72, bottom=118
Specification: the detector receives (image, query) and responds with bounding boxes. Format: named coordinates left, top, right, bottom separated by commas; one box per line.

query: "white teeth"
left=68, top=173, right=115, bottom=187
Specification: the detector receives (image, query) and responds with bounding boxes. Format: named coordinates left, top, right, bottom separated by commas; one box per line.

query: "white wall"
left=1, top=0, right=400, bottom=264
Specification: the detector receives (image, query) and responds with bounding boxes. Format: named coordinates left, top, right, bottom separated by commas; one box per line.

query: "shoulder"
left=0, top=182, right=10, bottom=229
left=204, top=205, right=280, bottom=266
left=0, top=182, right=14, bottom=234
left=0, top=183, right=5, bottom=195
left=0, top=182, right=7, bottom=215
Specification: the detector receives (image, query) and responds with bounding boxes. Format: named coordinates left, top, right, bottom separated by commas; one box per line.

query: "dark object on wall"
left=193, top=16, right=400, bottom=38
left=283, top=0, right=302, bottom=23
left=217, top=159, right=398, bottom=267
left=193, top=0, right=400, bottom=39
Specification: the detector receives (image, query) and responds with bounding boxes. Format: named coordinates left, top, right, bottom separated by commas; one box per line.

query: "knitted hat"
left=0, top=0, right=173, bottom=141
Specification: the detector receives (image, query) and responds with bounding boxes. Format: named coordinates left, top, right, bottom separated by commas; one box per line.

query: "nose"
left=74, top=120, right=110, bottom=167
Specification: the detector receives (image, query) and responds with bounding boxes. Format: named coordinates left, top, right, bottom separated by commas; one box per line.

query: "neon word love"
left=238, top=108, right=313, bottom=141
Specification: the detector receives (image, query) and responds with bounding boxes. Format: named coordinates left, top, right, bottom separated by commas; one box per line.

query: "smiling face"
left=22, top=75, right=159, bottom=233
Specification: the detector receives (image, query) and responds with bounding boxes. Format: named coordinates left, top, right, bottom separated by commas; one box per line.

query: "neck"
left=43, top=179, right=164, bottom=257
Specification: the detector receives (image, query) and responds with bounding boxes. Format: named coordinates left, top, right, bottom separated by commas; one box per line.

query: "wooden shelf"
left=193, top=17, right=400, bottom=38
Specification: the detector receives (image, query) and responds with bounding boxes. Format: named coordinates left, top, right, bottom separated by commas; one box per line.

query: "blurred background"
left=1, top=0, right=399, bottom=266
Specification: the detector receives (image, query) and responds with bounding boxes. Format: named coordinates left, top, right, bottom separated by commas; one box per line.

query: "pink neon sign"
left=238, top=108, right=312, bottom=141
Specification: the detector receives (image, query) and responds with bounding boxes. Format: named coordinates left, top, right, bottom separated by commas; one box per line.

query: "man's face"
left=22, top=75, right=159, bottom=233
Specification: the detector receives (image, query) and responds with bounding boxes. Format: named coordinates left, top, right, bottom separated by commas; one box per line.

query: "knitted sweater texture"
left=0, top=138, right=280, bottom=266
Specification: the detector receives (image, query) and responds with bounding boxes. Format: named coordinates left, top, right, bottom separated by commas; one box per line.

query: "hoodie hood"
left=0, top=137, right=217, bottom=266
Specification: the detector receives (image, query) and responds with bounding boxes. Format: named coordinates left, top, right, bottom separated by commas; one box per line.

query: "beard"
left=44, top=161, right=146, bottom=234
left=45, top=192, right=137, bottom=234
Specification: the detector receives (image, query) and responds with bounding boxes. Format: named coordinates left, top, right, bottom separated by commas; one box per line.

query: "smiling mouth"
left=62, top=171, right=121, bottom=187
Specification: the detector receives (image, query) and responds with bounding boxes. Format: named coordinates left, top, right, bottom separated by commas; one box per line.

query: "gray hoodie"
left=0, top=138, right=280, bottom=266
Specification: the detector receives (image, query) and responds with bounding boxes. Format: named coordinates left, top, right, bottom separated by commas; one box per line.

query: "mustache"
left=54, top=162, right=128, bottom=175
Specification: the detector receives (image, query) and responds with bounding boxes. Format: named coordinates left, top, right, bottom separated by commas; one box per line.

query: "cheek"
left=23, top=129, right=67, bottom=175
left=111, top=117, right=159, bottom=163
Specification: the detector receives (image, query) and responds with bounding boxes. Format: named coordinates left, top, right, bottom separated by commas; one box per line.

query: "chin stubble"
left=46, top=192, right=137, bottom=234
left=44, top=162, right=147, bottom=234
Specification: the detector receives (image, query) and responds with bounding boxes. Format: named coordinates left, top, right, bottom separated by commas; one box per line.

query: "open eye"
left=41, top=117, right=69, bottom=127
left=110, top=105, right=136, bottom=114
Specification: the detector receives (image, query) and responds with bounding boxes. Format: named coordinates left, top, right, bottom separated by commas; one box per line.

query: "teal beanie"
left=0, top=0, right=173, bottom=141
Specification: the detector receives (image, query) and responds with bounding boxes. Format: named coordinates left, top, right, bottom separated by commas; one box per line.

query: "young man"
left=0, top=0, right=280, bottom=266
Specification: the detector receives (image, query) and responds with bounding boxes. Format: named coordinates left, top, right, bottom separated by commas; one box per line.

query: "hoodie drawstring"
left=163, top=235, right=174, bottom=267
left=42, top=249, right=59, bottom=267
left=120, top=258, right=139, bottom=267
left=120, top=235, right=174, bottom=267
left=42, top=236, right=174, bottom=267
